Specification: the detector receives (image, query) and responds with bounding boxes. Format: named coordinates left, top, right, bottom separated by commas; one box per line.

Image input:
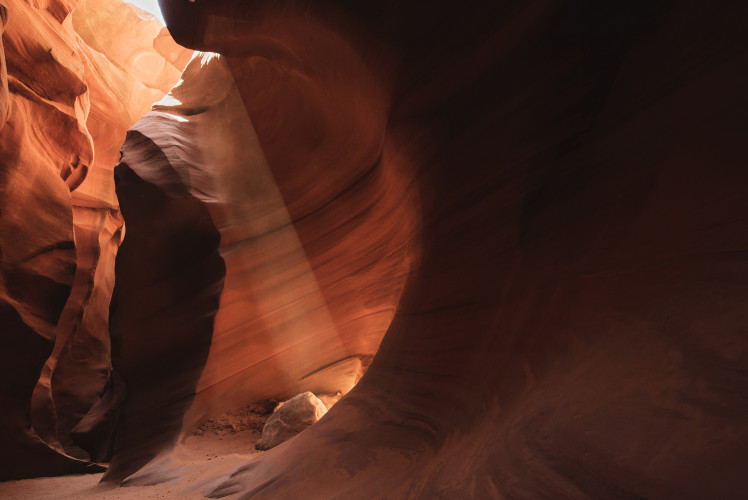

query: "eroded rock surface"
left=0, top=0, right=189, bottom=479
left=105, top=43, right=418, bottom=479
left=134, top=1, right=746, bottom=498
left=1, top=0, right=747, bottom=497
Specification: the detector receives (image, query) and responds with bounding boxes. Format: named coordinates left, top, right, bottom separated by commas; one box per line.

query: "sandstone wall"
left=1, top=0, right=746, bottom=496
left=0, top=0, right=189, bottom=479
left=117, top=0, right=747, bottom=497
left=106, top=44, right=420, bottom=478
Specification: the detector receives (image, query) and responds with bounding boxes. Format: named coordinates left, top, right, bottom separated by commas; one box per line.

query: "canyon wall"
left=0, top=0, right=189, bottom=479
left=0, top=0, right=746, bottom=497
left=113, top=0, right=746, bottom=497
left=106, top=44, right=420, bottom=479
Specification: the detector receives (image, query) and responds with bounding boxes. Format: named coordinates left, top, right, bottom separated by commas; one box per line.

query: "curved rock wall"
left=0, top=0, right=189, bottom=479
left=106, top=42, right=420, bottom=478
left=112, top=0, right=746, bottom=497
left=1, top=0, right=747, bottom=496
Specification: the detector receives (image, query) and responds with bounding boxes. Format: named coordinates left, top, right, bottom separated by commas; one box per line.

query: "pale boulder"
left=255, top=392, right=327, bottom=451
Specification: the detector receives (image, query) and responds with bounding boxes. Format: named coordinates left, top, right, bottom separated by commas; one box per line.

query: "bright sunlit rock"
left=125, top=0, right=165, bottom=24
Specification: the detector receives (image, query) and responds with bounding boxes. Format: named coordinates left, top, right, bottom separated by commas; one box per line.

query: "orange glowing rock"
left=0, top=0, right=189, bottom=479
left=2, top=0, right=748, bottom=497
left=105, top=45, right=420, bottom=479
left=114, top=2, right=748, bottom=498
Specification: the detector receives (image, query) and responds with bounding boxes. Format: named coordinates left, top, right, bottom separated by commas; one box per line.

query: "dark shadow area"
left=102, top=136, right=226, bottom=482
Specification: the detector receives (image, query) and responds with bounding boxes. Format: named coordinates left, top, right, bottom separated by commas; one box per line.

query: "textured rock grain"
left=140, top=1, right=747, bottom=498
left=255, top=392, right=327, bottom=450
left=105, top=45, right=419, bottom=480
left=0, top=0, right=189, bottom=478
left=2, top=0, right=747, bottom=497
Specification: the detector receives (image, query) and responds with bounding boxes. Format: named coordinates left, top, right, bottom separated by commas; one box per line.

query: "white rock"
left=255, top=392, right=327, bottom=450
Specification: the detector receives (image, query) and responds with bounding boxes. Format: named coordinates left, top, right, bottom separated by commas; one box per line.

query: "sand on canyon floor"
left=0, top=404, right=274, bottom=499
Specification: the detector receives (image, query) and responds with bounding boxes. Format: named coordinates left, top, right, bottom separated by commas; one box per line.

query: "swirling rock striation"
left=2, top=0, right=747, bottom=496
left=0, top=0, right=189, bottom=479
left=110, top=0, right=746, bottom=497
left=106, top=41, right=420, bottom=479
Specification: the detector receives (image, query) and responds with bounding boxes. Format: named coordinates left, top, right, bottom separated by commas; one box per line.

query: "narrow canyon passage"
left=1, top=0, right=748, bottom=499
left=0, top=0, right=191, bottom=480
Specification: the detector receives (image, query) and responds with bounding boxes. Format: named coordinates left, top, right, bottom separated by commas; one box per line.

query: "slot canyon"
left=0, top=0, right=747, bottom=498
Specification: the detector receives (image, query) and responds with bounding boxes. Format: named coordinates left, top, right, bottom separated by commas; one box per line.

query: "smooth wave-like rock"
left=1, top=0, right=96, bottom=479
left=33, top=0, right=190, bottom=458
left=105, top=45, right=420, bottom=479
left=1, top=0, right=746, bottom=497
left=113, top=0, right=745, bottom=497
left=0, top=0, right=189, bottom=479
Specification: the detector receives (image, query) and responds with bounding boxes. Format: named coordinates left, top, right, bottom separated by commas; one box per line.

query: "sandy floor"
left=0, top=406, right=270, bottom=499
left=0, top=471, right=209, bottom=499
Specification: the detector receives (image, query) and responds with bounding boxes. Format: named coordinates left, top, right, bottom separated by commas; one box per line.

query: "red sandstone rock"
left=0, top=0, right=94, bottom=479
left=121, top=1, right=746, bottom=498
left=0, top=1, right=8, bottom=128
left=105, top=43, right=418, bottom=479
left=0, top=0, right=188, bottom=479
left=1, top=0, right=747, bottom=497
left=34, top=0, right=190, bottom=458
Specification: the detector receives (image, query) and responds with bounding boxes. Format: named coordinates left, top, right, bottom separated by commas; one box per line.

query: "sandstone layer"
left=113, top=0, right=745, bottom=498
left=0, top=0, right=746, bottom=497
left=106, top=43, right=420, bottom=479
left=0, top=0, right=189, bottom=480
